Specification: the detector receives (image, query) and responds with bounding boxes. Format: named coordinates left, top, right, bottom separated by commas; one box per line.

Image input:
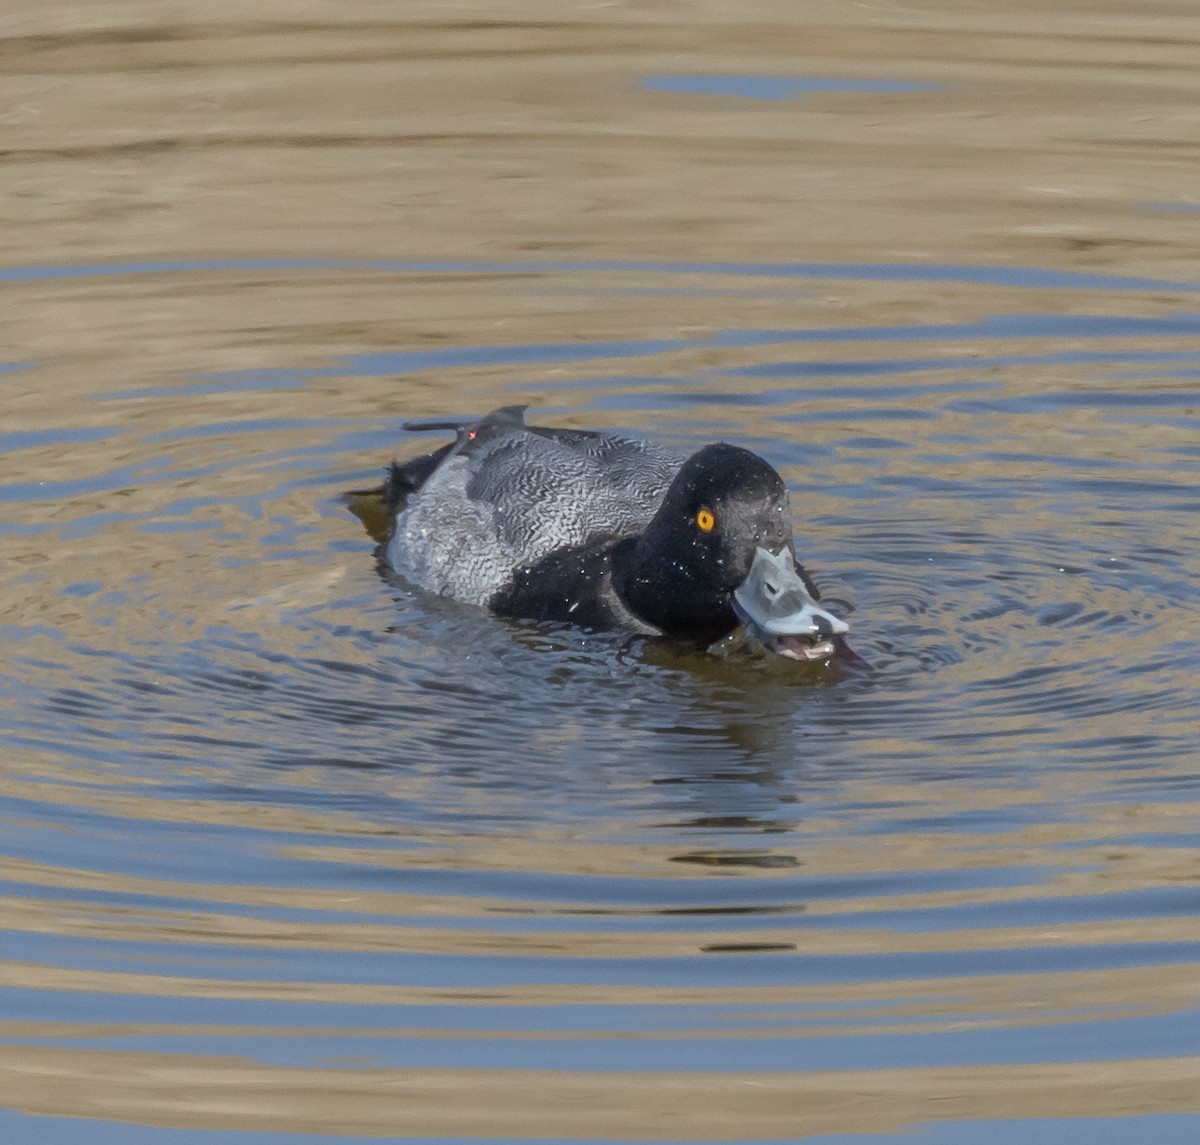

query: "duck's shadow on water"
left=365, top=559, right=898, bottom=783
left=321, top=475, right=1193, bottom=796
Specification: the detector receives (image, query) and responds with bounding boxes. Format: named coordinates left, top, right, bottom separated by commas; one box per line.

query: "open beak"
left=732, top=547, right=848, bottom=662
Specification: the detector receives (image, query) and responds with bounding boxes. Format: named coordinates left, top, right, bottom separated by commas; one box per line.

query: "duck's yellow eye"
left=696, top=507, right=715, bottom=533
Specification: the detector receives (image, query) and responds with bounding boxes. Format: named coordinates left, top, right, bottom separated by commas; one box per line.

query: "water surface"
left=2, top=3, right=1200, bottom=1142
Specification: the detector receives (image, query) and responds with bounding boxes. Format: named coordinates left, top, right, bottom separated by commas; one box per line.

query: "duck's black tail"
left=342, top=445, right=453, bottom=544
left=342, top=407, right=533, bottom=543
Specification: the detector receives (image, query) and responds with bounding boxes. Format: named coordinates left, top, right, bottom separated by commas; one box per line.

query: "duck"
left=345, top=405, right=849, bottom=660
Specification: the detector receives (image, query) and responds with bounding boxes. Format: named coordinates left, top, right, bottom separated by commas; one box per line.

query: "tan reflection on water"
left=3, top=0, right=1199, bottom=277
left=3, top=798, right=1200, bottom=957
left=6, top=1047, right=1200, bottom=1137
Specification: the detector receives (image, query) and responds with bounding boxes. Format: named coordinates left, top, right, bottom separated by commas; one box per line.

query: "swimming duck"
left=346, top=405, right=848, bottom=660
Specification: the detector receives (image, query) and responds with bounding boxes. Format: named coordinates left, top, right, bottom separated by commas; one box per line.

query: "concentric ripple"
left=3, top=258, right=1199, bottom=1141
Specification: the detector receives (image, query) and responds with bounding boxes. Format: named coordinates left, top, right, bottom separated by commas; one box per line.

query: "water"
left=3, top=4, right=1200, bottom=1142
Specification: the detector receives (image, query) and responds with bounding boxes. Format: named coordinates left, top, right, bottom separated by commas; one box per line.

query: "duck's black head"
left=613, top=443, right=848, bottom=657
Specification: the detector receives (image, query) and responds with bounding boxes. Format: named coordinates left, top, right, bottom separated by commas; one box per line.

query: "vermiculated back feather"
left=385, top=408, right=682, bottom=605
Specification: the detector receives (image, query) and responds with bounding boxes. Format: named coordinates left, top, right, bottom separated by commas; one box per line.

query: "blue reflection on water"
left=0, top=988, right=937, bottom=1032
left=0, top=1111, right=1197, bottom=1145
left=642, top=74, right=938, bottom=100
left=4, top=1006, right=1200, bottom=1072
left=838, top=1116, right=1200, bottom=1145
left=1, top=258, right=1197, bottom=293
left=735, top=350, right=1200, bottom=380
left=1, top=874, right=1193, bottom=935
left=6, top=925, right=1199, bottom=989
left=87, top=309, right=1200, bottom=399
left=0, top=426, right=119, bottom=453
